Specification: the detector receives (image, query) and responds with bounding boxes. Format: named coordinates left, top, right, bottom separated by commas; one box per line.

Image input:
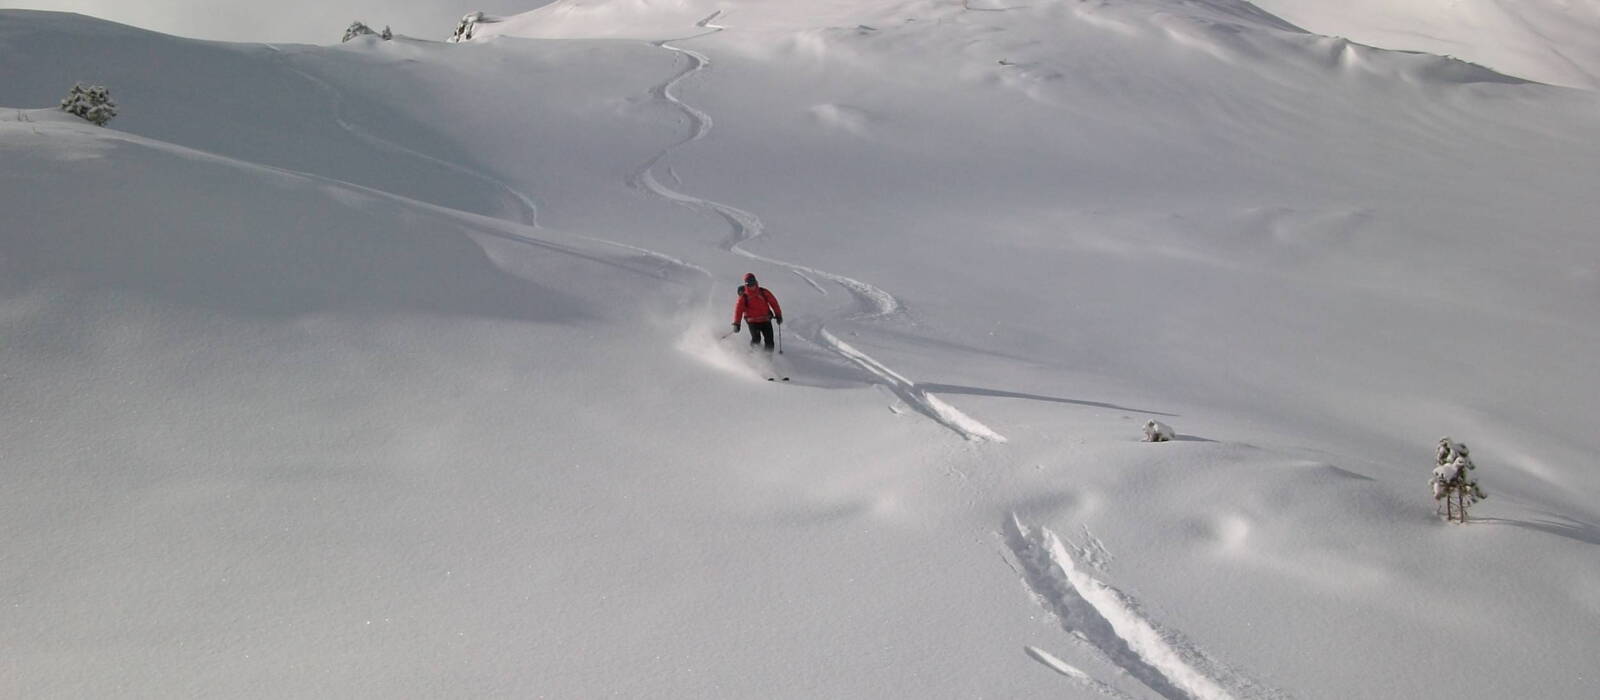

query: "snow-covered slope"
left=4, top=2, right=1599, bottom=697
left=1254, top=0, right=1600, bottom=90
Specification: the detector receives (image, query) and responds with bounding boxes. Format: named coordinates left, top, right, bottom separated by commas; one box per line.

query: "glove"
left=732, top=322, right=741, bottom=331
left=774, top=315, right=783, bottom=325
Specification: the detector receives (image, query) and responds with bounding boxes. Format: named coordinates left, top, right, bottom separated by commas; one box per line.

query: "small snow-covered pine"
left=447, top=13, right=483, bottom=43
left=1430, top=437, right=1487, bottom=522
left=59, top=83, right=115, bottom=126
left=447, top=12, right=501, bottom=43
left=343, top=21, right=376, bottom=42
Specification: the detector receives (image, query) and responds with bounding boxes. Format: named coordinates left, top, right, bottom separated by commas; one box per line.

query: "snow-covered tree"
left=344, top=21, right=394, bottom=43
left=1143, top=419, right=1174, bottom=442
left=59, top=83, right=116, bottom=126
left=343, top=21, right=377, bottom=42
left=448, top=12, right=488, bottom=43
left=1430, top=437, right=1487, bottom=522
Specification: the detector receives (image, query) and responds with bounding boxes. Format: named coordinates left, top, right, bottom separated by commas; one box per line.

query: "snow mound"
left=807, top=103, right=876, bottom=136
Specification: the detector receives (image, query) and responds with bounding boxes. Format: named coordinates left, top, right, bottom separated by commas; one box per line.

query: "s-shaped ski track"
left=635, top=12, right=1005, bottom=443
left=270, top=45, right=716, bottom=305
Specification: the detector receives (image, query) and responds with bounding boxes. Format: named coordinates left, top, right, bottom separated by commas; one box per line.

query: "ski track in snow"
left=790, top=269, right=828, bottom=295
left=270, top=45, right=718, bottom=305
left=272, top=54, right=543, bottom=228
left=1024, top=646, right=1140, bottom=699
left=636, top=12, right=1005, bottom=442
left=821, top=328, right=1008, bottom=441
left=1072, top=523, right=1115, bottom=573
left=272, top=13, right=1002, bottom=442
left=1005, top=516, right=1279, bottom=700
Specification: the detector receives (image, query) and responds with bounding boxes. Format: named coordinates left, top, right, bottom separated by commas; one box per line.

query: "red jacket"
left=734, top=285, right=782, bottom=324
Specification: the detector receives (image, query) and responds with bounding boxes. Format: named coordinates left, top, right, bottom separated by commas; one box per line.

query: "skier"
left=732, top=272, right=783, bottom=352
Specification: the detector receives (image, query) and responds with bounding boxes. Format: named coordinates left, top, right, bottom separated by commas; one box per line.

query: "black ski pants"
left=747, top=320, right=775, bottom=351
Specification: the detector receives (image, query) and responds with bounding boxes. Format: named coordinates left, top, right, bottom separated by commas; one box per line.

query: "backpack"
left=738, top=285, right=775, bottom=303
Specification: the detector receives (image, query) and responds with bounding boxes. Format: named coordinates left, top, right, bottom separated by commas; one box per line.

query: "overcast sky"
left=4, top=1, right=555, bottom=44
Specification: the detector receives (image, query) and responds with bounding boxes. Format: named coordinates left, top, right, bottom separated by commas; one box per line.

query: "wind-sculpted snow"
left=1253, top=0, right=1600, bottom=89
